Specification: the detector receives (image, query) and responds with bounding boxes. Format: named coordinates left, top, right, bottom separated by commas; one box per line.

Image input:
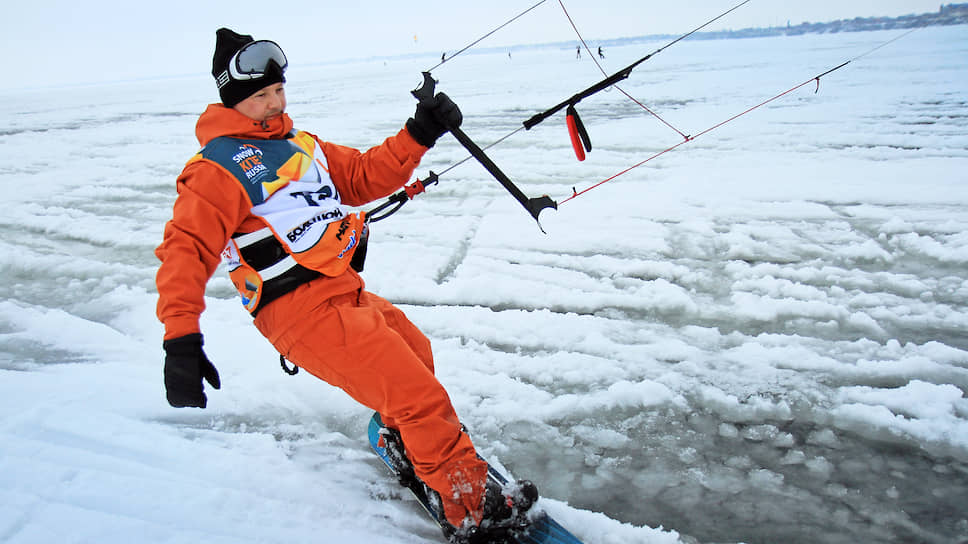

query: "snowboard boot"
left=377, top=426, right=417, bottom=487
left=436, top=477, right=540, bottom=544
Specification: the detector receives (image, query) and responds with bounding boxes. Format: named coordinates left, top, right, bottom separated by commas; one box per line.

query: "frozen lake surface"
left=1, top=23, right=967, bottom=544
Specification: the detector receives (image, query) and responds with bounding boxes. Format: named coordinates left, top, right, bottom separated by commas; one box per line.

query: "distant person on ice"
left=598, top=46, right=605, bottom=59
left=155, top=27, right=533, bottom=540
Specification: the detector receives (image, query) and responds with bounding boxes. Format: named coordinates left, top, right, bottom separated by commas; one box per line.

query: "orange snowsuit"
left=155, top=104, right=487, bottom=526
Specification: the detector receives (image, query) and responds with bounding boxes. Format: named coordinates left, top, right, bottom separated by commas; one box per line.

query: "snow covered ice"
left=2, top=24, right=967, bottom=544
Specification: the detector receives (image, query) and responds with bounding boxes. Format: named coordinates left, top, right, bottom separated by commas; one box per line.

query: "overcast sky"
left=6, top=0, right=943, bottom=90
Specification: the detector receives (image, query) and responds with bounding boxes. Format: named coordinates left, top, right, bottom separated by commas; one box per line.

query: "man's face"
left=234, top=82, right=287, bottom=123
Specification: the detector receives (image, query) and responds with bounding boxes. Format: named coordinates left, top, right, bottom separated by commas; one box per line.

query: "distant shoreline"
left=598, top=2, right=968, bottom=45
left=498, top=3, right=968, bottom=54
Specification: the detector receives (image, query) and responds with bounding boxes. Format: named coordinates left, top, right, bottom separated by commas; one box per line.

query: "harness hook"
left=280, top=354, right=299, bottom=376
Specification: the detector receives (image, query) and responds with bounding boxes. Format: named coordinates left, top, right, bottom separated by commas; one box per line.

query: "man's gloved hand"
left=406, top=92, right=463, bottom=148
left=163, top=333, right=221, bottom=408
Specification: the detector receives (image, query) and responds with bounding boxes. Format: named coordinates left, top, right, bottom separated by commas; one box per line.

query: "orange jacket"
left=155, top=104, right=428, bottom=340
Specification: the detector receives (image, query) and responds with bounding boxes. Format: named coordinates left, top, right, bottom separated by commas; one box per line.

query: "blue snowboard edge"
left=367, top=413, right=585, bottom=544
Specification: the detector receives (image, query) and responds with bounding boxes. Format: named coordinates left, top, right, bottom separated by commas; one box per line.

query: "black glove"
left=163, top=333, right=221, bottom=408
left=406, top=92, right=462, bottom=148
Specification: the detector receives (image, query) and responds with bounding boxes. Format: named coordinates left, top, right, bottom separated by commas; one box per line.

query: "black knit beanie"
left=212, top=28, right=286, bottom=107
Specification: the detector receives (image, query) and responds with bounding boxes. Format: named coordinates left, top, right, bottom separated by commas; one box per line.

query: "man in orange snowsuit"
left=155, top=28, right=521, bottom=536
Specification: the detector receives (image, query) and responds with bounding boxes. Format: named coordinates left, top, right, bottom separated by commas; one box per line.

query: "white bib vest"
left=193, top=130, right=366, bottom=314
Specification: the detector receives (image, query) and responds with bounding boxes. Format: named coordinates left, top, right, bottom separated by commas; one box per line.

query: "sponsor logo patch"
left=232, top=144, right=268, bottom=181
left=286, top=209, right=345, bottom=243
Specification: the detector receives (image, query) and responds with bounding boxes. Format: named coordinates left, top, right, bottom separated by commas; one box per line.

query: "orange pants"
left=254, top=283, right=486, bottom=524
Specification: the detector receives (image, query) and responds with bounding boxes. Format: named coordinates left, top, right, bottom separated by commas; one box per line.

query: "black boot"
left=378, top=426, right=417, bottom=487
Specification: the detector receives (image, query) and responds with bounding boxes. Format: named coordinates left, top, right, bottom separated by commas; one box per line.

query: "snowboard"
left=367, top=413, right=585, bottom=544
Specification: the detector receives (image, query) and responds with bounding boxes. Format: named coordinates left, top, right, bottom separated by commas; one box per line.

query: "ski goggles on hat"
left=218, top=40, right=288, bottom=88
